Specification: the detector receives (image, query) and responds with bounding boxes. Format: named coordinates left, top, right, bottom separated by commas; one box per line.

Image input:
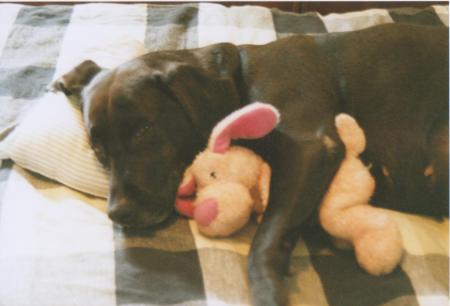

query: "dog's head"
left=53, top=44, right=242, bottom=228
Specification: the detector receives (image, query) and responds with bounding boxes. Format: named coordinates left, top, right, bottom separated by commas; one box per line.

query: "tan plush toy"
left=175, top=102, right=279, bottom=237
left=319, top=114, right=403, bottom=275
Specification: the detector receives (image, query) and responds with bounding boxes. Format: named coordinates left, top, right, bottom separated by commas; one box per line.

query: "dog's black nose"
left=108, top=200, right=134, bottom=226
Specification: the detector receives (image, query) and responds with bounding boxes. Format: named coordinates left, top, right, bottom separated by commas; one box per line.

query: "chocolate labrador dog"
left=53, top=24, right=448, bottom=305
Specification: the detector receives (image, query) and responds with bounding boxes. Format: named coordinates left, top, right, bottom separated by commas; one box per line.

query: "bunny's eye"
left=210, top=172, right=217, bottom=179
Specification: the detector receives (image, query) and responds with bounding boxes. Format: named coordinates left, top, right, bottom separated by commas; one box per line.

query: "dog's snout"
left=108, top=197, right=134, bottom=226
left=107, top=191, right=174, bottom=228
left=108, top=205, right=133, bottom=225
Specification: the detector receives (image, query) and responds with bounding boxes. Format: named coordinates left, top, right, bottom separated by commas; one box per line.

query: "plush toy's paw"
left=175, top=166, right=197, bottom=218
left=175, top=198, right=196, bottom=218
left=335, top=113, right=366, bottom=155
left=354, top=225, right=403, bottom=275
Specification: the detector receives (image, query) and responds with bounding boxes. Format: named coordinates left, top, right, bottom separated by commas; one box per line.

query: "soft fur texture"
left=175, top=103, right=277, bottom=237
left=319, top=114, right=403, bottom=275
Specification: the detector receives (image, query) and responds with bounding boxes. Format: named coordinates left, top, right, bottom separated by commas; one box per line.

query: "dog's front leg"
left=248, top=131, right=344, bottom=306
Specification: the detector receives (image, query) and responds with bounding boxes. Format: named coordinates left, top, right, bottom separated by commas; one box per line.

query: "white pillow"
left=0, top=92, right=109, bottom=198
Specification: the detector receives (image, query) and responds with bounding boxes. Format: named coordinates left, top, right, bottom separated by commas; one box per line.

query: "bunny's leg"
left=320, top=202, right=403, bottom=275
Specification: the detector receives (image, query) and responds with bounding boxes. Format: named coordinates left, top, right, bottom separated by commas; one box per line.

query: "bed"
left=0, top=3, right=448, bottom=306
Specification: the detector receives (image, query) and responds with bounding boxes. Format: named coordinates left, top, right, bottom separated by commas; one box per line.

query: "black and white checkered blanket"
left=0, top=3, right=448, bottom=306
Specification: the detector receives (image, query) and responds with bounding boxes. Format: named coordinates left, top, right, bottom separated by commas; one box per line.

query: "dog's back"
left=330, top=24, right=448, bottom=216
left=240, top=24, right=448, bottom=217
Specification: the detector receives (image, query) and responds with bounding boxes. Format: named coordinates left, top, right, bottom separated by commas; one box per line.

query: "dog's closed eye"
left=134, top=123, right=153, bottom=139
left=127, top=121, right=161, bottom=148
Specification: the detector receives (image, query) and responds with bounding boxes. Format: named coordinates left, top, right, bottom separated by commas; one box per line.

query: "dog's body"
left=55, top=24, right=448, bottom=305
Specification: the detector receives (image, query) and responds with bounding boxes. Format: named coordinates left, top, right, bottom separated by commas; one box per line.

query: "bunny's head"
left=175, top=102, right=280, bottom=237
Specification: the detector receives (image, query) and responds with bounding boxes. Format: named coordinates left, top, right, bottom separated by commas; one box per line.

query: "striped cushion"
left=0, top=93, right=109, bottom=197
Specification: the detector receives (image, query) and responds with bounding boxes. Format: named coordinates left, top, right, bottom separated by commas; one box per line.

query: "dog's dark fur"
left=54, top=24, right=448, bottom=305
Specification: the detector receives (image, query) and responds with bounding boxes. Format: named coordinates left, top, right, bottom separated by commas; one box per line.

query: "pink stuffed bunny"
left=320, top=114, right=403, bottom=275
left=175, top=102, right=279, bottom=237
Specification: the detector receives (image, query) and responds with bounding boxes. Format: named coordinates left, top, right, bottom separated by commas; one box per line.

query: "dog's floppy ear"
left=161, top=44, right=243, bottom=140
left=208, top=102, right=280, bottom=153
left=52, top=60, right=102, bottom=98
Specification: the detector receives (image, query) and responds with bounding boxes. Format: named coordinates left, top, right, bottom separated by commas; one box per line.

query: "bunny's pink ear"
left=208, top=102, right=280, bottom=154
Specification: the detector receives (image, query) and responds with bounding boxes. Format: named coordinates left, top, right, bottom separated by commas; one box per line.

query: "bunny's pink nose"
left=194, top=199, right=218, bottom=226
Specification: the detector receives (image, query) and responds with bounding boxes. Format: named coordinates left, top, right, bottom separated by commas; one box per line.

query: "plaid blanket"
left=0, top=3, right=448, bottom=306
